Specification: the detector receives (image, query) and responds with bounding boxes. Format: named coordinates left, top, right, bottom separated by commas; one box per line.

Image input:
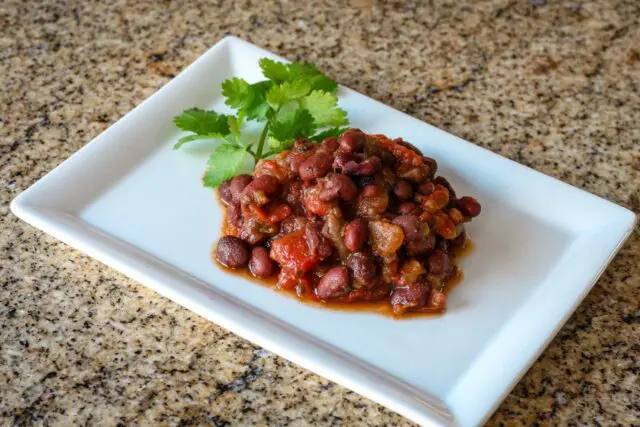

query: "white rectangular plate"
left=11, top=37, right=636, bottom=426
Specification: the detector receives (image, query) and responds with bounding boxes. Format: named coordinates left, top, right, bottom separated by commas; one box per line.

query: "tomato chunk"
left=270, top=230, right=319, bottom=272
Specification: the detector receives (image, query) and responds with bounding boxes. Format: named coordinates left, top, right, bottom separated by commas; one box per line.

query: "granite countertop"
left=2, top=0, right=639, bottom=425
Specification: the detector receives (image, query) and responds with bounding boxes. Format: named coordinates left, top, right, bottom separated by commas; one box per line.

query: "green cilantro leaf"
left=269, top=108, right=316, bottom=142
left=202, top=144, right=247, bottom=187
left=308, top=75, right=338, bottom=93
left=308, top=127, right=349, bottom=142
left=245, top=81, right=272, bottom=121
left=221, top=78, right=272, bottom=121
left=266, top=80, right=312, bottom=109
left=173, top=108, right=231, bottom=136
left=221, top=78, right=251, bottom=109
left=287, top=62, right=321, bottom=80
left=259, top=59, right=337, bottom=93
left=172, top=108, right=232, bottom=150
left=173, top=133, right=227, bottom=150
left=300, top=91, right=348, bottom=127
left=259, top=58, right=290, bottom=83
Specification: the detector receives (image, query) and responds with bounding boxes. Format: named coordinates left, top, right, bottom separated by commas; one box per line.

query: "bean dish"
left=215, top=129, right=481, bottom=316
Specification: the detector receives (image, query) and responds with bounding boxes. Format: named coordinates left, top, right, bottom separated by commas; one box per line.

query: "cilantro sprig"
left=173, top=58, right=349, bottom=187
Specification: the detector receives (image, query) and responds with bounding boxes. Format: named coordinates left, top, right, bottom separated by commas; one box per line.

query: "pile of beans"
left=215, top=129, right=481, bottom=315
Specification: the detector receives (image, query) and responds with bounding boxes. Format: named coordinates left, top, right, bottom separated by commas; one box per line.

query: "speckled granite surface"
left=1, top=0, right=639, bottom=425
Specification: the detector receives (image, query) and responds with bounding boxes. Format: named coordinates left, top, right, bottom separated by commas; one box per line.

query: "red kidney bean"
left=283, top=181, right=303, bottom=213
left=227, top=202, right=243, bottom=228
left=397, top=202, right=421, bottom=215
left=338, top=129, right=366, bottom=152
left=392, top=215, right=421, bottom=241
left=215, top=236, right=250, bottom=268
left=318, top=174, right=358, bottom=202
left=451, top=230, right=467, bottom=248
left=457, top=196, right=482, bottom=217
left=405, top=234, right=436, bottom=256
left=288, top=152, right=310, bottom=173
left=305, top=221, right=332, bottom=259
left=360, top=184, right=384, bottom=198
left=343, top=219, right=368, bottom=252
left=393, top=138, right=423, bottom=155
left=249, top=247, right=274, bottom=278
left=423, top=157, right=438, bottom=179
left=299, top=152, right=333, bottom=181
left=241, top=175, right=280, bottom=205
left=333, top=152, right=362, bottom=171
left=346, top=252, right=376, bottom=286
left=316, top=266, right=351, bottom=299
left=343, top=156, right=382, bottom=176
left=390, top=281, right=429, bottom=314
left=393, top=180, right=414, bottom=201
left=428, top=250, right=450, bottom=277
left=219, top=181, right=233, bottom=205
left=434, top=176, right=456, bottom=199
left=229, top=174, right=253, bottom=202
left=417, top=181, right=435, bottom=195
left=322, top=137, right=339, bottom=152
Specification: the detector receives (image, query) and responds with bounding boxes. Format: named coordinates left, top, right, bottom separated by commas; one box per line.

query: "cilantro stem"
left=254, top=120, right=271, bottom=162
left=246, top=147, right=258, bottom=162
left=254, top=106, right=282, bottom=162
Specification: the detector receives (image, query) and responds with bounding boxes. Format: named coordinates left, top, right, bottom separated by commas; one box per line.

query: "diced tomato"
left=270, top=230, right=319, bottom=272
